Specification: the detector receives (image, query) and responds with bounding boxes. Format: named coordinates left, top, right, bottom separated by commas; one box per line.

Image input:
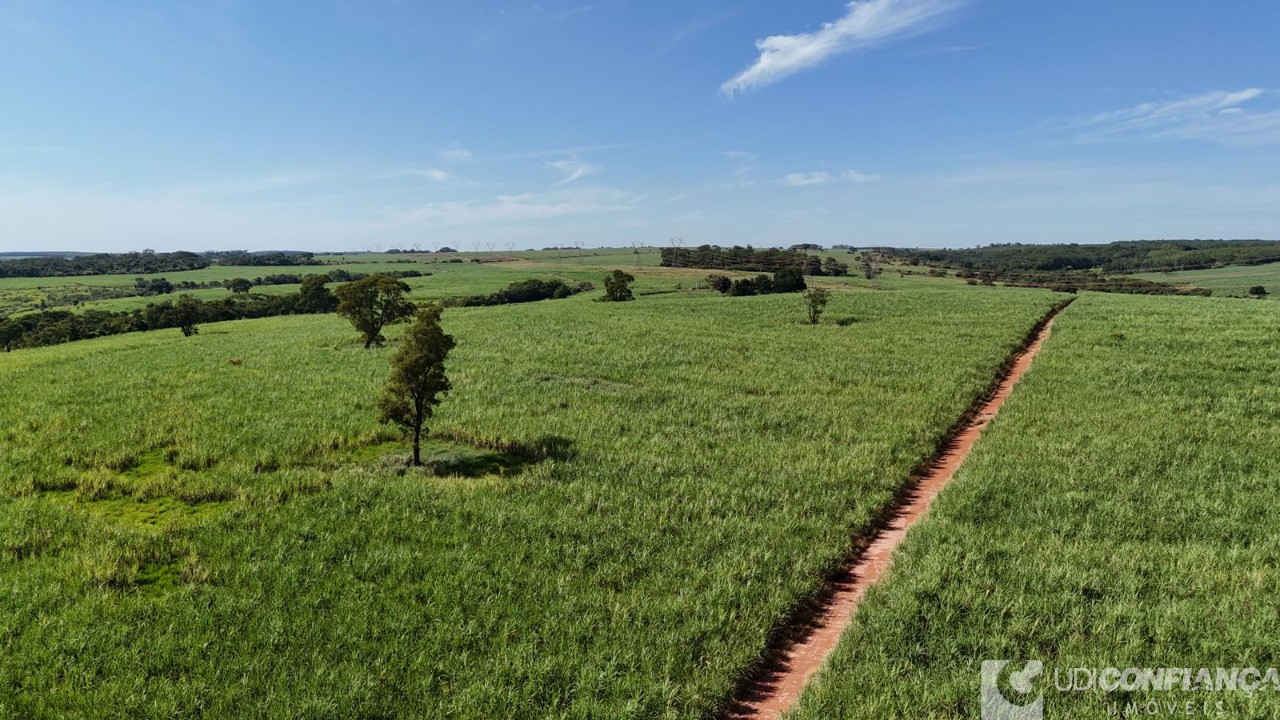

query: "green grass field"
left=1, top=249, right=748, bottom=316
left=1133, top=262, right=1280, bottom=298
left=790, top=292, right=1280, bottom=718
left=0, top=283, right=1060, bottom=717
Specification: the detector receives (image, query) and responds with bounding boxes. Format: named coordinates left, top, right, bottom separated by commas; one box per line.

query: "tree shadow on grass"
left=356, top=435, right=575, bottom=479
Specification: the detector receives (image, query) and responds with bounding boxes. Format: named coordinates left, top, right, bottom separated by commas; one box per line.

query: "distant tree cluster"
left=663, top=245, right=806, bottom=272
left=209, top=251, right=318, bottom=267
left=233, top=268, right=427, bottom=290
left=805, top=256, right=850, bottom=277
left=224, top=278, right=254, bottom=294
left=441, top=279, right=594, bottom=308
left=974, top=271, right=1211, bottom=296
left=0, top=280, right=339, bottom=351
left=134, top=277, right=176, bottom=295
left=0, top=251, right=210, bottom=278
left=2, top=272, right=594, bottom=352
left=706, top=267, right=808, bottom=297
left=662, top=245, right=849, bottom=276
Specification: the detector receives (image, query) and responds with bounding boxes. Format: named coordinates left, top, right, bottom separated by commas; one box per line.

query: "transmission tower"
left=669, top=236, right=684, bottom=267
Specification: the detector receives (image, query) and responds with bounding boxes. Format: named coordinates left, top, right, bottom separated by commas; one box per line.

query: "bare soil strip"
left=722, top=301, right=1071, bottom=720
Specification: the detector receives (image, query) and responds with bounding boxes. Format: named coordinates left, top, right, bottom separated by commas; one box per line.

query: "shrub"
left=602, top=270, right=635, bottom=302
left=772, top=267, right=807, bottom=293
left=803, top=288, right=830, bottom=325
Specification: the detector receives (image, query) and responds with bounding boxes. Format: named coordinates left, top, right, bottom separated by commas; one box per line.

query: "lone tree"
left=803, top=287, right=830, bottom=325
left=171, top=294, right=202, bottom=336
left=336, top=275, right=416, bottom=348
left=378, top=305, right=455, bottom=466
left=772, top=266, right=807, bottom=293
left=602, top=270, right=635, bottom=302
left=1248, top=285, right=1268, bottom=297
left=224, top=277, right=253, bottom=294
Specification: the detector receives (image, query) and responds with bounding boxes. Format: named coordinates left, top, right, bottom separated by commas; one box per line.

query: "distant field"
left=791, top=293, right=1280, bottom=718
left=2, top=248, right=961, bottom=317
left=1133, top=262, right=1280, bottom=298
left=0, top=285, right=1059, bottom=717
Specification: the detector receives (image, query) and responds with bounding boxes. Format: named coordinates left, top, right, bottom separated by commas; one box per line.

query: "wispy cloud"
left=780, top=169, right=879, bottom=186
left=388, top=188, right=640, bottom=226
left=909, top=42, right=987, bottom=56
left=169, top=171, right=335, bottom=197
left=723, top=150, right=758, bottom=179
left=658, top=10, right=740, bottom=53
left=439, top=142, right=629, bottom=164
left=1049, top=88, right=1280, bottom=145
left=389, top=166, right=455, bottom=183
left=545, top=157, right=600, bottom=186
left=552, top=4, right=595, bottom=20
left=721, top=0, right=961, bottom=97
left=438, top=144, right=474, bottom=162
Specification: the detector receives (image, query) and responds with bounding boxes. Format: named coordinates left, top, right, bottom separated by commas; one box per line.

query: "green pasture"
left=0, top=285, right=1059, bottom=717
left=1133, top=262, right=1280, bottom=298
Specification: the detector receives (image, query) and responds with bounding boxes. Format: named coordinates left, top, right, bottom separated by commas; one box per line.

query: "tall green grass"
left=790, top=292, right=1280, bottom=718
left=0, top=286, right=1058, bottom=717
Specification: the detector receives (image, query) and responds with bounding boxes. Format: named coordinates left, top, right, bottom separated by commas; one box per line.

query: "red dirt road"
left=724, top=306, right=1066, bottom=719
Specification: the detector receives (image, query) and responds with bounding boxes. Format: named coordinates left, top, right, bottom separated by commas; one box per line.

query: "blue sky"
left=1, top=0, right=1277, bottom=252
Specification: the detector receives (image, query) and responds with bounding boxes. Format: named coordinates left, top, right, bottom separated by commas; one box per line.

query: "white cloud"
left=722, top=150, right=757, bottom=161
left=1051, top=88, right=1280, bottom=145
left=780, top=169, right=879, bottom=186
left=545, top=157, right=600, bottom=186
left=721, top=0, right=961, bottom=97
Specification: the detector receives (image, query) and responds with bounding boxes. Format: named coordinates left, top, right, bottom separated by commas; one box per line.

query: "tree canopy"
left=378, top=305, right=455, bottom=466
left=335, top=275, right=416, bottom=349
left=602, top=270, right=635, bottom=302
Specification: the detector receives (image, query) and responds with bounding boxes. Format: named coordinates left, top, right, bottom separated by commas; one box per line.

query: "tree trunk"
left=413, top=423, right=421, bottom=466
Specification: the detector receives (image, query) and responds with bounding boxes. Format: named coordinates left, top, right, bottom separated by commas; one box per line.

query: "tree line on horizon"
left=870, top=239, right=1280, bottom=274
left=0, top=274, right=596, bottom=352
left=0, top=250, right=324, bottom=279
left=660, top=245, right=851, bottom=276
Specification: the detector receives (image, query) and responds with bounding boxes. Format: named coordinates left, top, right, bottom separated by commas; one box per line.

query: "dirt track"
left=723, top=301, right=1070, bottom=719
